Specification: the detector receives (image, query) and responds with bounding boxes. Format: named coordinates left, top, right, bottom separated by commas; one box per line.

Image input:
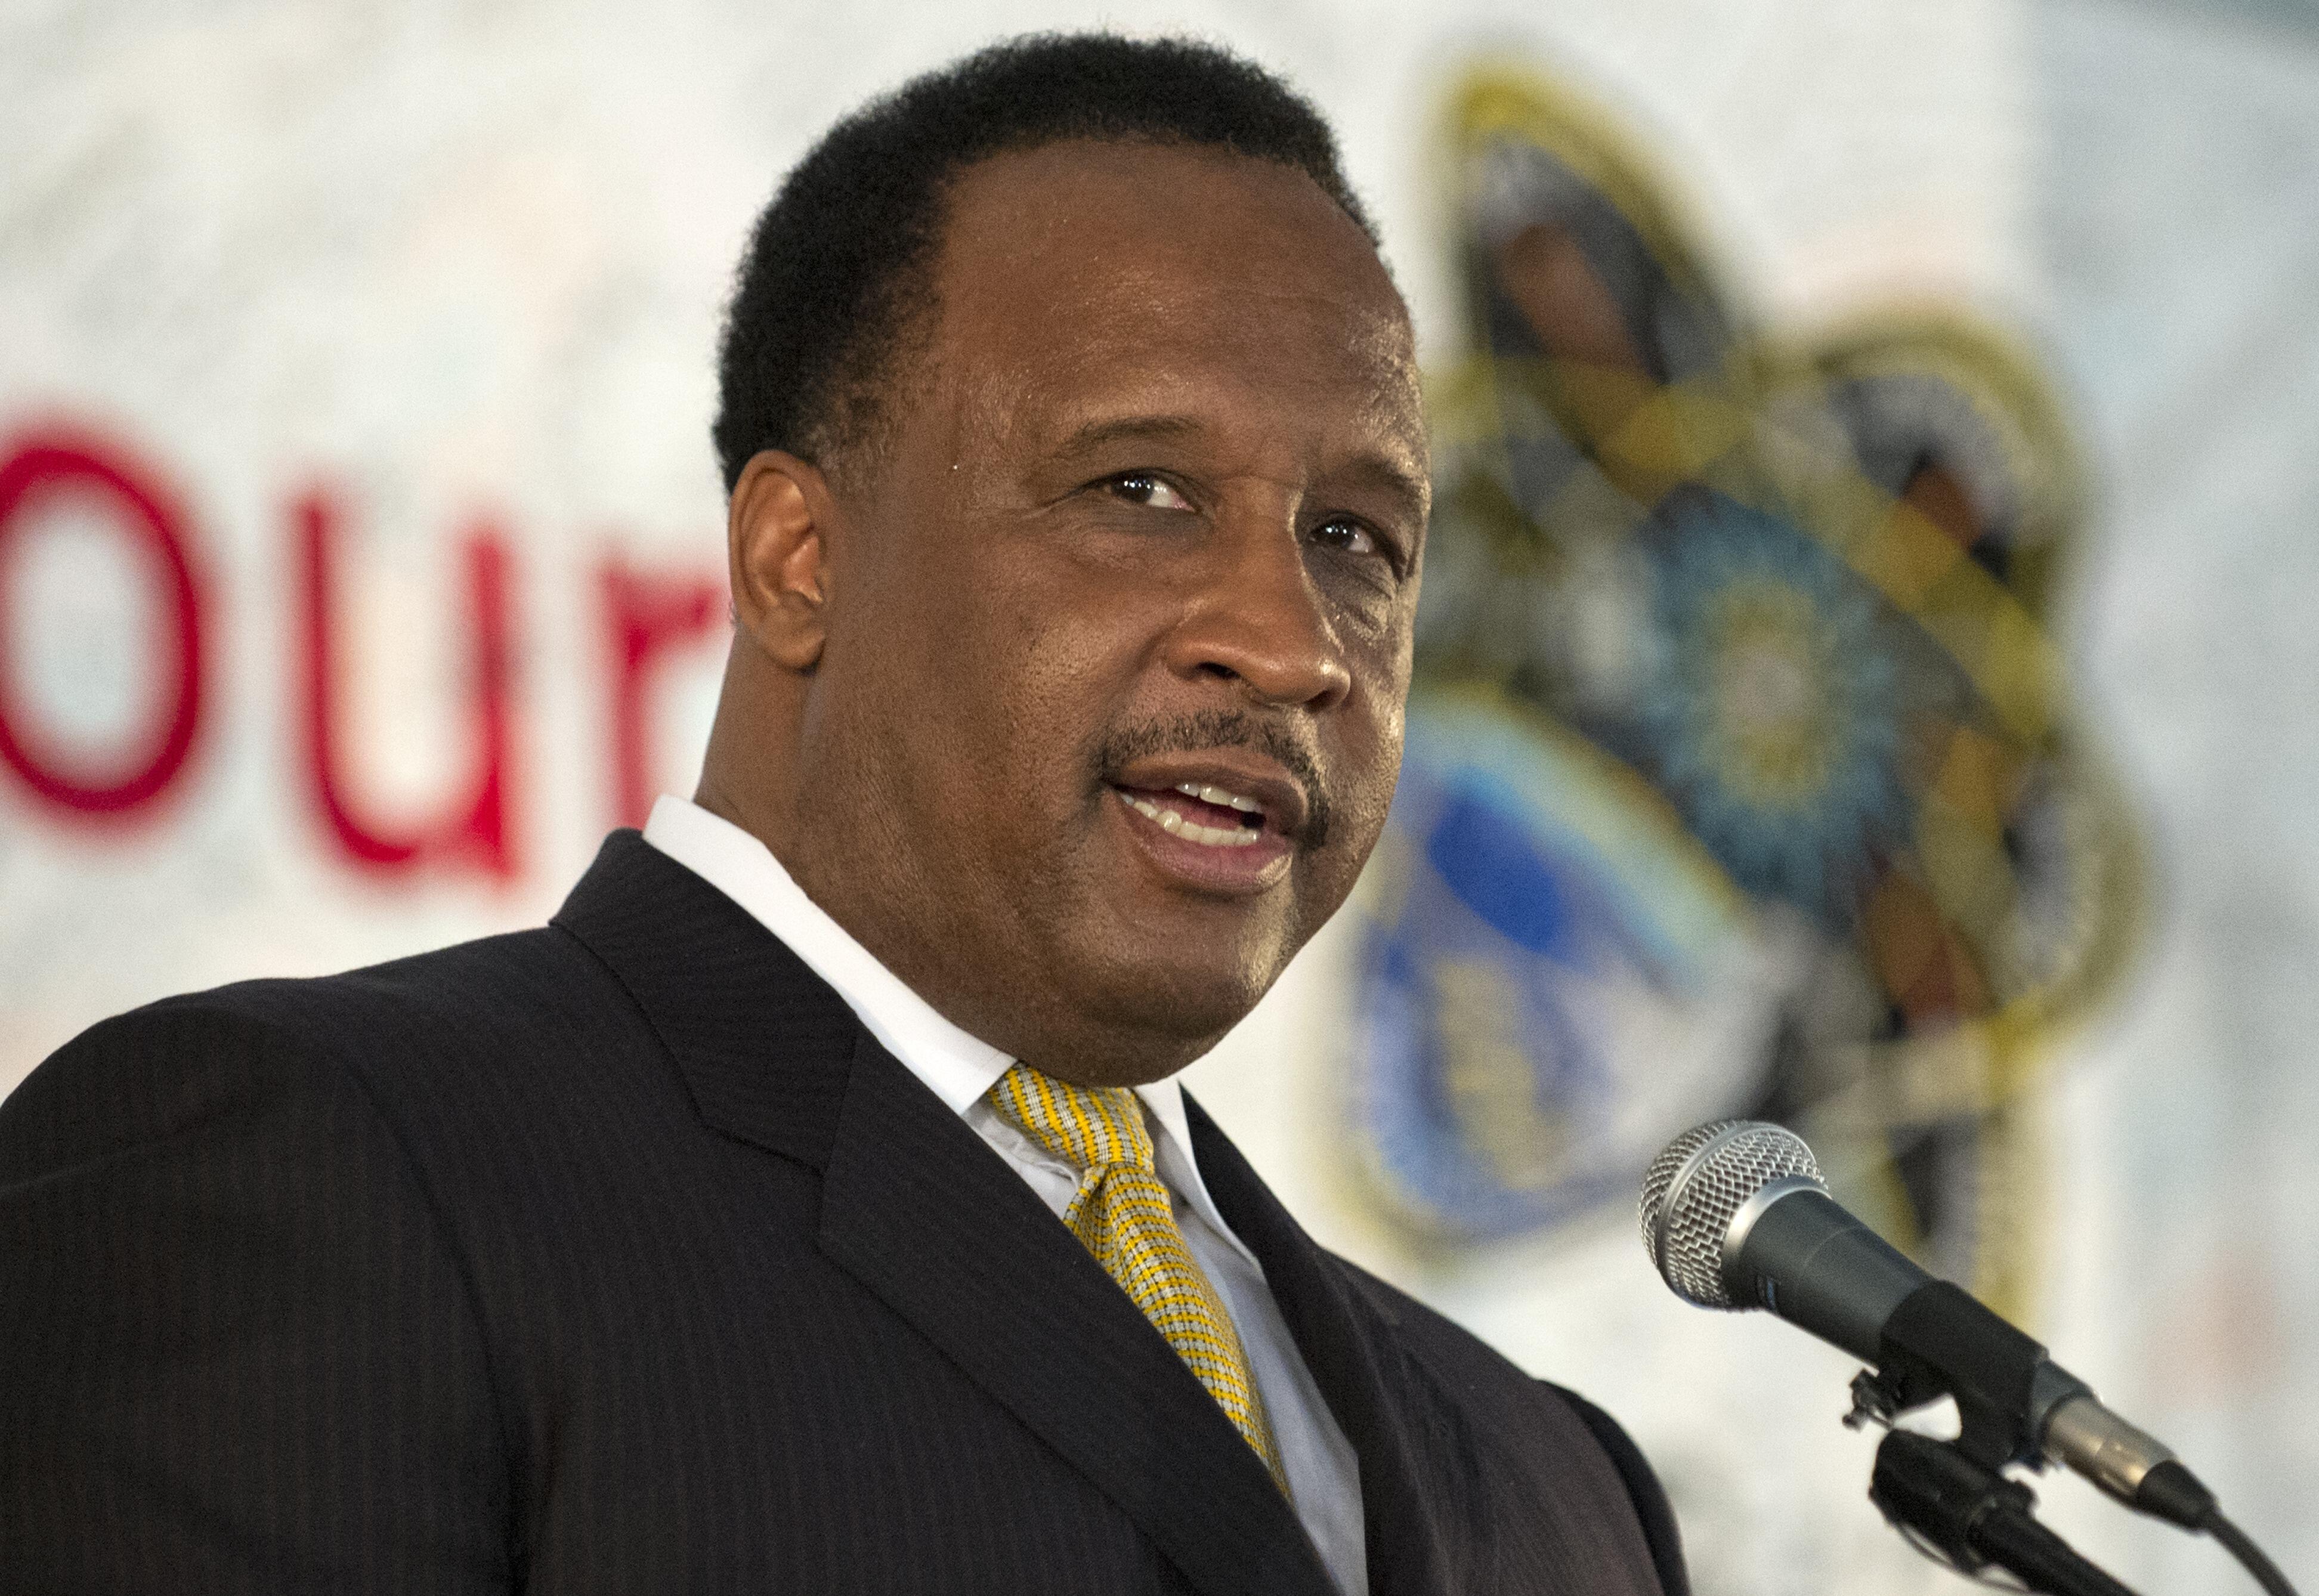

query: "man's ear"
left=726, top=450, right=834, bottom=671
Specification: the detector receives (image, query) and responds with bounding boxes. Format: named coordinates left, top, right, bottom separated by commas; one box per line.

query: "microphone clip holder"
left=1841, top=1284, right=2141, bottom=1595
left=1851, top=1279, right=2077, bottom=1473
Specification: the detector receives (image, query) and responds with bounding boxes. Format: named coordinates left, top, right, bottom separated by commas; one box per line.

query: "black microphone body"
left=1726, top=1176, right=1927, bottom=1366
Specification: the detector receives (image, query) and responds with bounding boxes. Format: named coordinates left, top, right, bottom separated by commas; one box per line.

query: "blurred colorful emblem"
left=1350, top=66, right=2141, bottom=1307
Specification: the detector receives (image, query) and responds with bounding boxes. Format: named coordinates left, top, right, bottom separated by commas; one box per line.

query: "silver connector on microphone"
left=2043, top=1395, right=2177, bottom=1503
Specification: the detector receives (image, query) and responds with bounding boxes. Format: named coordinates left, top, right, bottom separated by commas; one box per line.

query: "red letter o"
left=0, top=428, right=208, bottom=822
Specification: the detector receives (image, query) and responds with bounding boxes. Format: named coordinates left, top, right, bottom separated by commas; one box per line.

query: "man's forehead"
left=926, top=139, right=1424, bottom=454
left=938, top=140, right=1403, bottom=321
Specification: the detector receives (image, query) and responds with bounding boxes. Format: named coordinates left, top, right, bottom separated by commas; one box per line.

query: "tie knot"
left=989, top=1063, right=1154, bottom=1174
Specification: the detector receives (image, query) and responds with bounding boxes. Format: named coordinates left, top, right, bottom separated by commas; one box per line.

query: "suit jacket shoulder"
left=4, top=914, right=634, bottom=1168
left=0, top=942, right=558, bottom=1592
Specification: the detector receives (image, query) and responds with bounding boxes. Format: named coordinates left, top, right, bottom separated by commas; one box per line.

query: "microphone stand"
left=1870, top=1430, right=2141, bottom=1596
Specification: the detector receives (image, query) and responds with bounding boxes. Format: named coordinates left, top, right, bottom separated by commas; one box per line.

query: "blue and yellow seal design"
left=1349, top=66, right=2141, bottom=1310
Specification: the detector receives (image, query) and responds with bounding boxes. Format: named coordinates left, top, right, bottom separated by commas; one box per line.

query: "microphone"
left=1638, top=1119, right=2213, bottom=1530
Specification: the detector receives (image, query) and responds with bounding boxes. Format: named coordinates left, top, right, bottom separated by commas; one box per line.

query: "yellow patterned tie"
left=988, top=1062, right=1291, bottom=1496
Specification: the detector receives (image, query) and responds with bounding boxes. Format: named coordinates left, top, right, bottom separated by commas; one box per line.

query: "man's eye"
left=1106, top=472, right=1193, bottom=511
left=1312, top=517, right=1382, bottom=559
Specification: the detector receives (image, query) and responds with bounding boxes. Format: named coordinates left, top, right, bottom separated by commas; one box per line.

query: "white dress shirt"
left=644, top=796, right=1366, bottom=1594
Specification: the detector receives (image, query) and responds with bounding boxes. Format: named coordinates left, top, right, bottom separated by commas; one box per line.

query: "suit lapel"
left=817, top=1037, right=1335, bottom=1596
left=554, top=833, right=1334, bottom=1596
left=1187, top=1096, right=1471, bottom=1596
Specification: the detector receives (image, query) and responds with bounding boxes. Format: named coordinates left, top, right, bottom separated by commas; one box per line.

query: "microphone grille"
left=1638, top=1119, right=1823, bottom=1308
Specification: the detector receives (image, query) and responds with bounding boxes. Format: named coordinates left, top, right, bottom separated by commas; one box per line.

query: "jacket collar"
left=551, top=832, right=1336, bottom=1596
left=554, top=829, right=856, bottom=1170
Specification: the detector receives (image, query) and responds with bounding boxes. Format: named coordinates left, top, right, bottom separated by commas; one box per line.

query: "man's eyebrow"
left=1049, top=413, right=1208, bottom=458
left=1338, top=452, right=1431, bottom=525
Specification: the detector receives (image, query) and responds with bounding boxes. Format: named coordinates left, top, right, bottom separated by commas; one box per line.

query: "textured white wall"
left=2023, top=0, right=2319, bottom=1583
left=5, top=1, right=2312, bottom=1591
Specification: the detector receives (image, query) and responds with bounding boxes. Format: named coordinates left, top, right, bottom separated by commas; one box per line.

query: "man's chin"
left=1029, top=941, right=1290, bottom=1085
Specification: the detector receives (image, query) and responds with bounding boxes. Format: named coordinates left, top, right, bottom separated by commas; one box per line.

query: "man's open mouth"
left=1111, top=781, right=1270, bottom=849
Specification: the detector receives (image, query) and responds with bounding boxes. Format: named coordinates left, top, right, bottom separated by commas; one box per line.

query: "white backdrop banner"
left=4, top=2, right=2313, bottom=1591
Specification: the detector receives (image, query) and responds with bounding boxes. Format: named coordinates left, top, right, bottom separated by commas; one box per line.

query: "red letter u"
left=293, top=488, right=520, bottom=881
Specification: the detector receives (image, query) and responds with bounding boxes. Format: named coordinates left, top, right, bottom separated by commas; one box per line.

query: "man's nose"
left=1162, top=512, right=1354, bottom=712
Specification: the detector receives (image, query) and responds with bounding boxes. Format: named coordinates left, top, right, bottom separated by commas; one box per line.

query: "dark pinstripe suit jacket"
left=2, top=832, right=1686, bottom=1595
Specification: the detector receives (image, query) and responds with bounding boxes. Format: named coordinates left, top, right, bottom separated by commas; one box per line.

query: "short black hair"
left=711, top=33, right=1380, bottom=491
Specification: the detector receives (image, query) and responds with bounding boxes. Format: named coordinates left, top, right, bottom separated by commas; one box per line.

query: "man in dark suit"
left=2, top=35, right=1687, bottom=1595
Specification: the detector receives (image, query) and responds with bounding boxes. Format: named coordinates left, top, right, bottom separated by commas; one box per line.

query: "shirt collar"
left=639, top=797, right=1249, bottom=1261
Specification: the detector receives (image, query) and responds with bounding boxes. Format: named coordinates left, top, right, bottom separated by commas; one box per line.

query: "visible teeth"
left=1171, top=780, right=1264, bottom=815
left=1180, top=818, right=1253, bottom=846
left=1119, top=789, right=1261, bottom=848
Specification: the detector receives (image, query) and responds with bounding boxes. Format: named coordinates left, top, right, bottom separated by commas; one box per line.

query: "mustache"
left=1095, top=709, right=1333, bottom=849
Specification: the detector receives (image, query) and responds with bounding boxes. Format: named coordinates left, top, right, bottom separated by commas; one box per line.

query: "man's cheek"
left=1013, top=616, right=1144, bottom=730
